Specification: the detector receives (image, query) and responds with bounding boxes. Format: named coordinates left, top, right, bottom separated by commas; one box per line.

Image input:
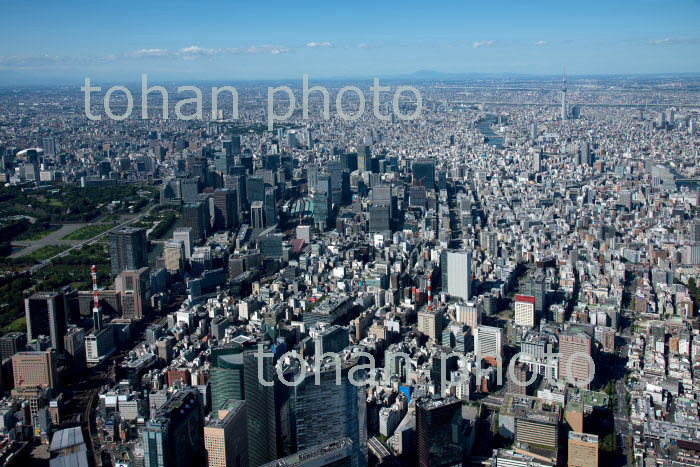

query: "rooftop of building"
left=502, top=394, right=562, bottom=423
left=259, top=437, right=353, bottom=467
left=50, top=426, right=85, bottom=452
left=568, top=431, right=599, bottom=443
left=566, top=387, right=609, bottom=411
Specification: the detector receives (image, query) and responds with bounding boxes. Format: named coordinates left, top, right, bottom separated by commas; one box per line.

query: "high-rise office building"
left=180, top=178, right=200, bottom=203
left=328, top=161, right=344, bottom=206
left=559, top=333, right=593, bottom=388
left=418, top=310, right=443, bottom=341
left=0, top=332, right=26, bottom=360
left=306, top=164, right=319, bottom=192
left=64, top=326, right=86, bottom=363
left=115, top=267, right=151, bottom=320
left=109, top=227, right=148, bottom=275
left=214, top=151, right=234, bottom=174
left=506, top=362, right=530, bottom=395
left=475, top=325, right=504, bottom=364
left=250, top=201, right=265, bottom=229
left=204, top=399, right=249, bottom=467
left=264, top=187, right=277, bottom=227
left=416, top=396, right=463, bottom=467
left=143, top=390, right=205, bottom=467
left=213, top=188, right=238, bottom=230
left=163, top=240, right=184, bottom=273
left=223, top=136, right=242, bottom=155
left=259, top=233, right=283, bottom=259
left=412, top=158, right=436, bottom=190
left=691, top=220, right=700, bottom=243
left=515, top=409, right=560, bottom=452
left=568, top=431, right=599, bottom=467
left=357, top=146, right=371, bottom=172
left=577, top=142, right=592, bottom=166
left=246, top=176, right=265, bottom=204
left=340, top=153, right=358, bottom=172
left=289, top=363, right=367, bottom=467
left=173, top=227, right=194, bottom=260
left=25, top=291, right=67, bottom=352
left=312, top=175, right=332, bottom=230
left=533, top=148, right=543, bottom=172
left=242, top=350, right=278, bottom=466
left=209, top=347, right=278, bottom=466
left=183, top=201, right=210, bottom=244
left=85, top=325, right=116, bottom=364
left=296, top=225, right=312, bottom=244
left=12, top=350, right=57, bottom=389
left=455, top=301, right=480, bottom=330
left=210, top=348, right=245, bottom=413
left=514, top=295, right=536, bottom=328
left=224, top=174, right=247, bottom=214
left=443, top=250, right=472, bottom=301
left=524, top=273, right=547, bottom=317
left=368, top=204, right=391, bottom=236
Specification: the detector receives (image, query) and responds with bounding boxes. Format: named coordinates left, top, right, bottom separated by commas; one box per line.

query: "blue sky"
left=1, top=0, right=699, bottom=83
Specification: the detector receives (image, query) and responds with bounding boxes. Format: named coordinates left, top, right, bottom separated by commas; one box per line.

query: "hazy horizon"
left=2, top=0, right=700, bottom=85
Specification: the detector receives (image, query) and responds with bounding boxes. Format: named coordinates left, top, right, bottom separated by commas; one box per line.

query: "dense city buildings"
left=0, top=4, right=699, bottom=465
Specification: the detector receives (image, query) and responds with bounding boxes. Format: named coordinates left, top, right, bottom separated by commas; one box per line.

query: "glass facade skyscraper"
left=143, top=389, right=205, bottom=467
left=412, top=158, right=436, bottom=190
left=289, top=364, right=367, bottom=467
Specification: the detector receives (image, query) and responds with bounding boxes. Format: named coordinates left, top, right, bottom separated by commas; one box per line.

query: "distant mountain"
left=386, top=69, right=547, bottom=81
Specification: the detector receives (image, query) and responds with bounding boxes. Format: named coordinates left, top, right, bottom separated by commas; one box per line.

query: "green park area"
left=63, top=223, right=116, bottom=240
left=24, top=245, right=70, bottom=262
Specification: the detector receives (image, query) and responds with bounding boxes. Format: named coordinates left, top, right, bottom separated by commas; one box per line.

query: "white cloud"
left=649, top=37, right=700, bottom=45
left=179, top=45, right=219, bottom=56
left=132, top=48, right=170, bottom=57
left=306, top=41, right=334, bottom=48
left=0, top=43, right=294, bottom=70
left=242, top=45, right=292, bottom=55
left=0, top=54, right=110, bottom=68
left=129, top=44, right=291, bottom=59
left=535, top=40, right=548, bottom=46
left=472, top=40, right=495, bottom=49
left=357, top=43, right=372, bottom=49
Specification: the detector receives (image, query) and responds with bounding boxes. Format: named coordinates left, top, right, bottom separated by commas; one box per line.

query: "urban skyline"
left=1, top=2, right=700, bottom=467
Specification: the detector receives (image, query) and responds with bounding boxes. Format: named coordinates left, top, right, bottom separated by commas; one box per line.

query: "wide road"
left=9, top=223, right=87, bottom=258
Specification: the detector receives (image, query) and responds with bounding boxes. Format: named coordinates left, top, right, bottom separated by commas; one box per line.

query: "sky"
left=1, top=0, right=699, bottom=84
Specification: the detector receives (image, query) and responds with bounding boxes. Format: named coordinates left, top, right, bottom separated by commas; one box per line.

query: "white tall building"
left=445, top=251, right=472, bottom=301
left=455, top=301, right=480, bottom=330
left=475, top=325, right=503, bottom=362
left=173, top=227, right=194, bottom=260
left=514, top=295, right=536, bottom=328
left=418, top=310, right=442, bottom=341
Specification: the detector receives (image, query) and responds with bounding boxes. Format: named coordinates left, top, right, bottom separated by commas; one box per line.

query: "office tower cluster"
left=1, top=73, right=698, bottom=467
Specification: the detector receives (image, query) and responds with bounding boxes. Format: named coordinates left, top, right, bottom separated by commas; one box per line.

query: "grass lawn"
left=63, top=223, right=116, bottom=240
left=25, top=244, right=70, bottom=261
left=3, top=316, right=25, bottom=333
